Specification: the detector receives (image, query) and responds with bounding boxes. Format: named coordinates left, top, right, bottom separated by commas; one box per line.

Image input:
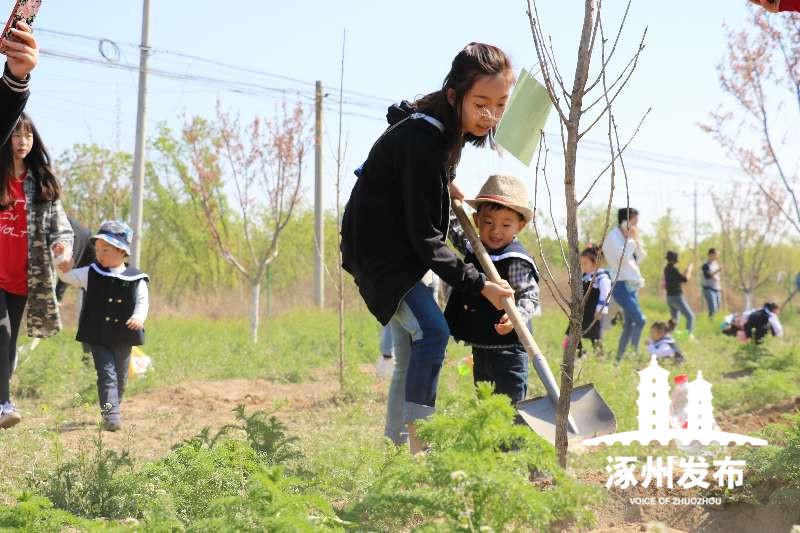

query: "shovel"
left=451, top=199, right=616, bottom=444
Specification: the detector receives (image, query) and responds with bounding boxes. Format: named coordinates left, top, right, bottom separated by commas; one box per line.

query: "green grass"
left=1, top=296, right=798, bottom=530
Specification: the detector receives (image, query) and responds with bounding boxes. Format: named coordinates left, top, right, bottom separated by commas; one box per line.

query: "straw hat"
left=465, top=174, right=533, bottom=222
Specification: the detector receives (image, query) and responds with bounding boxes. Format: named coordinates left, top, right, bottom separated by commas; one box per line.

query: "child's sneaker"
left=102, top=419, right=122, bottom=432
left=673, top=353, right=686, bottom=364
left=0, top=402, right=21, bottom=429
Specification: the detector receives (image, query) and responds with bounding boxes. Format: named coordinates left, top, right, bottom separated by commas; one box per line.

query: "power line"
left=37, top=27, right=393, bottom=107
left=35, top=31, right=765, bottom=187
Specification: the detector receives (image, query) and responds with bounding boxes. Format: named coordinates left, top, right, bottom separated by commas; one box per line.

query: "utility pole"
left=129, top=0, right=151, bottom=268
left=314, top=81, right=324, bottom=308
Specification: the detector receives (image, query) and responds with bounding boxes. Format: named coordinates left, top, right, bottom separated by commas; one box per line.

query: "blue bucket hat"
left=91, top=220, right=133, bottom=255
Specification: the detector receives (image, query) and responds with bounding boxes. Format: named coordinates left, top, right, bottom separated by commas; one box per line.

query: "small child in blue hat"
left=57, top=220, right=150, bottom=431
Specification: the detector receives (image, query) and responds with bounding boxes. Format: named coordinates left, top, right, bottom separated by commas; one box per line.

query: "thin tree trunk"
left=744, top=290, right=752, bottom=311
left=555, top=0, right=597, bottom=469
left=250, top=281, right=260, bottom=343
left=336, top=30, right=347, bottom=390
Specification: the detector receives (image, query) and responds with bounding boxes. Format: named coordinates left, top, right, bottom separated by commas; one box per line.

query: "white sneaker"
left=0, top=402, right=21, bottom=429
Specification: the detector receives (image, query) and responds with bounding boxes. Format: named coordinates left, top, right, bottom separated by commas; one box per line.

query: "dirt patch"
left=717, top=396, right=800, bottom=436
left=574, top=476, right=798, bottom=533
left=721, top=369, right=754, bottom=380
left=44, top=377, right=345, bottom=462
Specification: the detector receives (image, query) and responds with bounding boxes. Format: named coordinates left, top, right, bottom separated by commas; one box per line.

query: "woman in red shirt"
left=750, top=0, right=800, bottom=12
left=0, top=113, right=72, bottom=429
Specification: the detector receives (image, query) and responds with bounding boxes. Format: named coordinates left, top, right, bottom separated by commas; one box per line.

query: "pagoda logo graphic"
left=583, top=355, right=767, bottom=448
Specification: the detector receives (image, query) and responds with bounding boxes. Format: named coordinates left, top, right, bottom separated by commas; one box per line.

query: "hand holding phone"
left=1, top=0, right=41, bottom=55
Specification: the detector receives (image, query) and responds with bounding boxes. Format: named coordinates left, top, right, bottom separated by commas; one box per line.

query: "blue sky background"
left=25, top=1, right=772, bottom=240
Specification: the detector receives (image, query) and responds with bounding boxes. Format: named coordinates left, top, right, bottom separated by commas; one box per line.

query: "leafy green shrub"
left=716, top=369, right=800, bottom=414
left=31, top=434, right=137, bottom=519
left=0, top=492, right=122, bottom=532
left=134, top=439, right=265, bottom=524
left=346, top=384, right=599, bottom=531
left=742, top=412, right=800, bottom=505
left=182, top=404, right=302, bottom=466
left=190, top=468, right=348, bottom=532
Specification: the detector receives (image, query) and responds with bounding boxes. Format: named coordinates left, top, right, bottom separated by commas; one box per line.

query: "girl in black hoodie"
left=341, top=43, right=514, bottom=452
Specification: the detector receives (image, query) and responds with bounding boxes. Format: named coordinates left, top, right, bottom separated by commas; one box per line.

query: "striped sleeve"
left=508, top=258, right=539, bottom=322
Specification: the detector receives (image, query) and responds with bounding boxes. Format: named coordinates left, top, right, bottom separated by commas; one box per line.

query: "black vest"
left=76, top=263, right=149, bottom=347
left=580, top=269, right=610, bottom=340
left=445, top=240, right=537, bottom=346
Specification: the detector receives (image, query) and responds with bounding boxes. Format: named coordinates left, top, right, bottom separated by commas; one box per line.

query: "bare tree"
left=711, top=183, right=785, bottom=310
left=161, top=102, right=308, bottom=342
left=702, top=7, right=800, bottom=236
left=527, top=0, right=647, bottom=467
left=335, top=30, right=348, bottom=390
left=57, top=144, right=132, bottom=230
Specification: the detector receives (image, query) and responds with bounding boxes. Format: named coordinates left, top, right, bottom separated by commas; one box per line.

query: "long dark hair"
left=414, top=42, right=512, bottom=171
left=0, top=112, right=61, bottom=209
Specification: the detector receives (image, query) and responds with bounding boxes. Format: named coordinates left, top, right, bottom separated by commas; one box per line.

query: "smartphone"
left=0, top=0, right=42, bottom=55
left=620, top=220, right=629, bottom=231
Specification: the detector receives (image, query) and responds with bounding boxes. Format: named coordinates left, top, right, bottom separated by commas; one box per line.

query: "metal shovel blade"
left=516, top=383, right=616, bottom=444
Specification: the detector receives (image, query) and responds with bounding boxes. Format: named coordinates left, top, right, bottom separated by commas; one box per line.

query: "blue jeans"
left=667, top=294, right=694, bottom=333
left=91, top=344, right=132, bottom=424
left=384, top=282, right=449, bottom=443
left=379, top=324, right=394, bottom=356
left=612, top=281, right=646, bottom=360
left=702, top=287, right=721, bottom=317
left=473, top=346, right=528, bottom=405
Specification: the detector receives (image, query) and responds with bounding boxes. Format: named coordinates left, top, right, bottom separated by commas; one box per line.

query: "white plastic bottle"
left=669, top=374, right=689, bottom=430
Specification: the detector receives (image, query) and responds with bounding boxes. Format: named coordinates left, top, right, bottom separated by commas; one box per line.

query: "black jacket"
left=341, top=102, right=484, bottom=324
left=743, top=308, right=778, bottom=343
left=0, top=65, right=29, bottom=146
left=664, top=264, right=687, bottom=296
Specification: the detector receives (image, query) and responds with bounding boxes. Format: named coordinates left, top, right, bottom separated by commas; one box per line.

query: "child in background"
left=563, top=245, right=610, bottom=358
left=57, top=221, right=149, bottom=431
left=647, top=321, right=685, bottom=363
left=445, top=174, right=540, bottom=405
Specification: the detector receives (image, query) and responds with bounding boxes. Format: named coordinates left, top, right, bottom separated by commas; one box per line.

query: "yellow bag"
left=128, top=346, right=153, bottom=379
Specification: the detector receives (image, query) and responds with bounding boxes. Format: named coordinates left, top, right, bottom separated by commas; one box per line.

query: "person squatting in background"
left=0, top=112, right=73, bottom=430
left=445, top=174, right=539, bottom=406
left=58, top=221, right=149, bottom=432
left=563, top=245, right=610, bottom=358
left=602, top=207, right=647, bottom=361
left=721, top=302, right=783, bottom=344
left=663, top=251, right=695, bottom=338
left=647, top=320, right=685, bottom=363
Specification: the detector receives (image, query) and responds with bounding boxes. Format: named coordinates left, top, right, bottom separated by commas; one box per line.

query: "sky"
left=23, top=1, right=777, bottom=242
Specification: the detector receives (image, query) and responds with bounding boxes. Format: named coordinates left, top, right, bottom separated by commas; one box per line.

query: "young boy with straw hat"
left=445, top=174, right=540, bottom=405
